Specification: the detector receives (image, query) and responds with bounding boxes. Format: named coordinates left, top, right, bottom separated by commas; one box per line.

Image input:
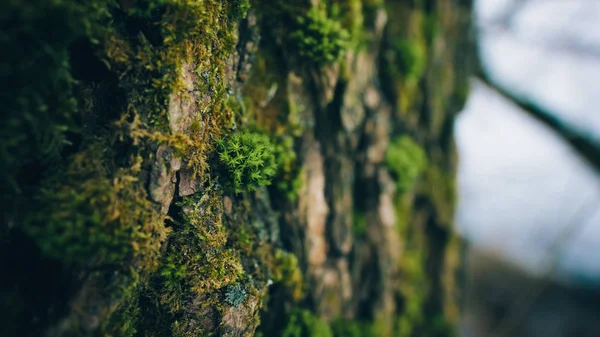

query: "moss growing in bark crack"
left=156, top=192, right=244, bottom=312
left=330, top=318, right=387, bottom=337
left=216, top=130, right=278, bottom=194
left=386, top=136, right=428, bottom=193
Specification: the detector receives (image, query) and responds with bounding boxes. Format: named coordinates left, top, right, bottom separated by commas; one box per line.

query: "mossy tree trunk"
left=0, top=0, right=473, bottom=336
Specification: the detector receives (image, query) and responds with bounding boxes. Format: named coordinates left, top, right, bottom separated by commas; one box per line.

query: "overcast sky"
left=454, top=0, right=600, bottom=285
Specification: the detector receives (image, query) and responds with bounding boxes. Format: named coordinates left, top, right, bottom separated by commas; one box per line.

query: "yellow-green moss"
left=159, top=193, right=244, bottom=312
left=3, top=0, right=270, bottom=335
left=239, top=48, right=303, bottom=201
left=24, top=140, right=169, bottom=269
left=271, top=249, right=304, bottom=301
left=104, top=0, right=245, bottom=181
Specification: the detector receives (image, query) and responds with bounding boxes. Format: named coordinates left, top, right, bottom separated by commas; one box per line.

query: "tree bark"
left=0, top=0, right=474, bottom=336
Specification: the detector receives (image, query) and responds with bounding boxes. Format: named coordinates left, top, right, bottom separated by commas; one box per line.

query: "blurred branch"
left=474, top=67, right=600, bottom=173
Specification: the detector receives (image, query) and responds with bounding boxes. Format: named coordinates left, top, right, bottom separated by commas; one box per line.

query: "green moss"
left=277, top=308, right=392, bottom=337
left=386, top=136, right=428, bottom=193
left=216, top=130, right=278, bottom=194
left=290, top=6, right=350, bottom=67
left=422, top=13, right=439, bottom=45
left=392, top=39, right=427, bottom=85
left=282, top=308, right=333, bottom=337
left=0, top=0, right=116, bottom=219
left=393, top=184, right=430, bottom=337
left=330, top=318, right=387, bottom=337
left=271, top=249, right=304, bottom=301
left=229, top=0, right=251, bottom=21
left=328, top=0, right=364, bottom=50
left=352, top=210, right=367, bottom=236
left=171, top=319, right=208, bottom=337
left=157, top=193, right=244, bottom=312
left=23, top=140, right=169, bottom=269
left=108, top=0, right=243, bottom=180
left=3, top=0, right=260, bottom=334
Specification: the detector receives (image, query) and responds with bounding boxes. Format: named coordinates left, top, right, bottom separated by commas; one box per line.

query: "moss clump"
left=23, top=140, right=169, bottom=268
left=281, top=308, right=333, bottom=337
left=392, top=39, right=427, bottom=84
left=271, top=249, right=304, bottom=301
left=216, top=130, right=278, bottom=194
left=229, top=0, right=251, bottom=21
left=290, top=7, right=350, bottom=66
left=386, top=136, right=428, bottom=193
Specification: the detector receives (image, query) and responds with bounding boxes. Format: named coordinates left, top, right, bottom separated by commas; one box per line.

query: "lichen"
left=225, top=283, right=248, bottom=307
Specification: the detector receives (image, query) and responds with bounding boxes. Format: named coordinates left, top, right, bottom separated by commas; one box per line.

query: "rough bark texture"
left=0, top=0, right=473, bottom=336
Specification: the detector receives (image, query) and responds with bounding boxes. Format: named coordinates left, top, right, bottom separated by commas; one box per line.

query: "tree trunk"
left=0, top=0, right=474, bottom=336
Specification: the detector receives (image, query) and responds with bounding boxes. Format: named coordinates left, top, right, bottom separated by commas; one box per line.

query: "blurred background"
left=455, top=0, right=600, bottom=336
